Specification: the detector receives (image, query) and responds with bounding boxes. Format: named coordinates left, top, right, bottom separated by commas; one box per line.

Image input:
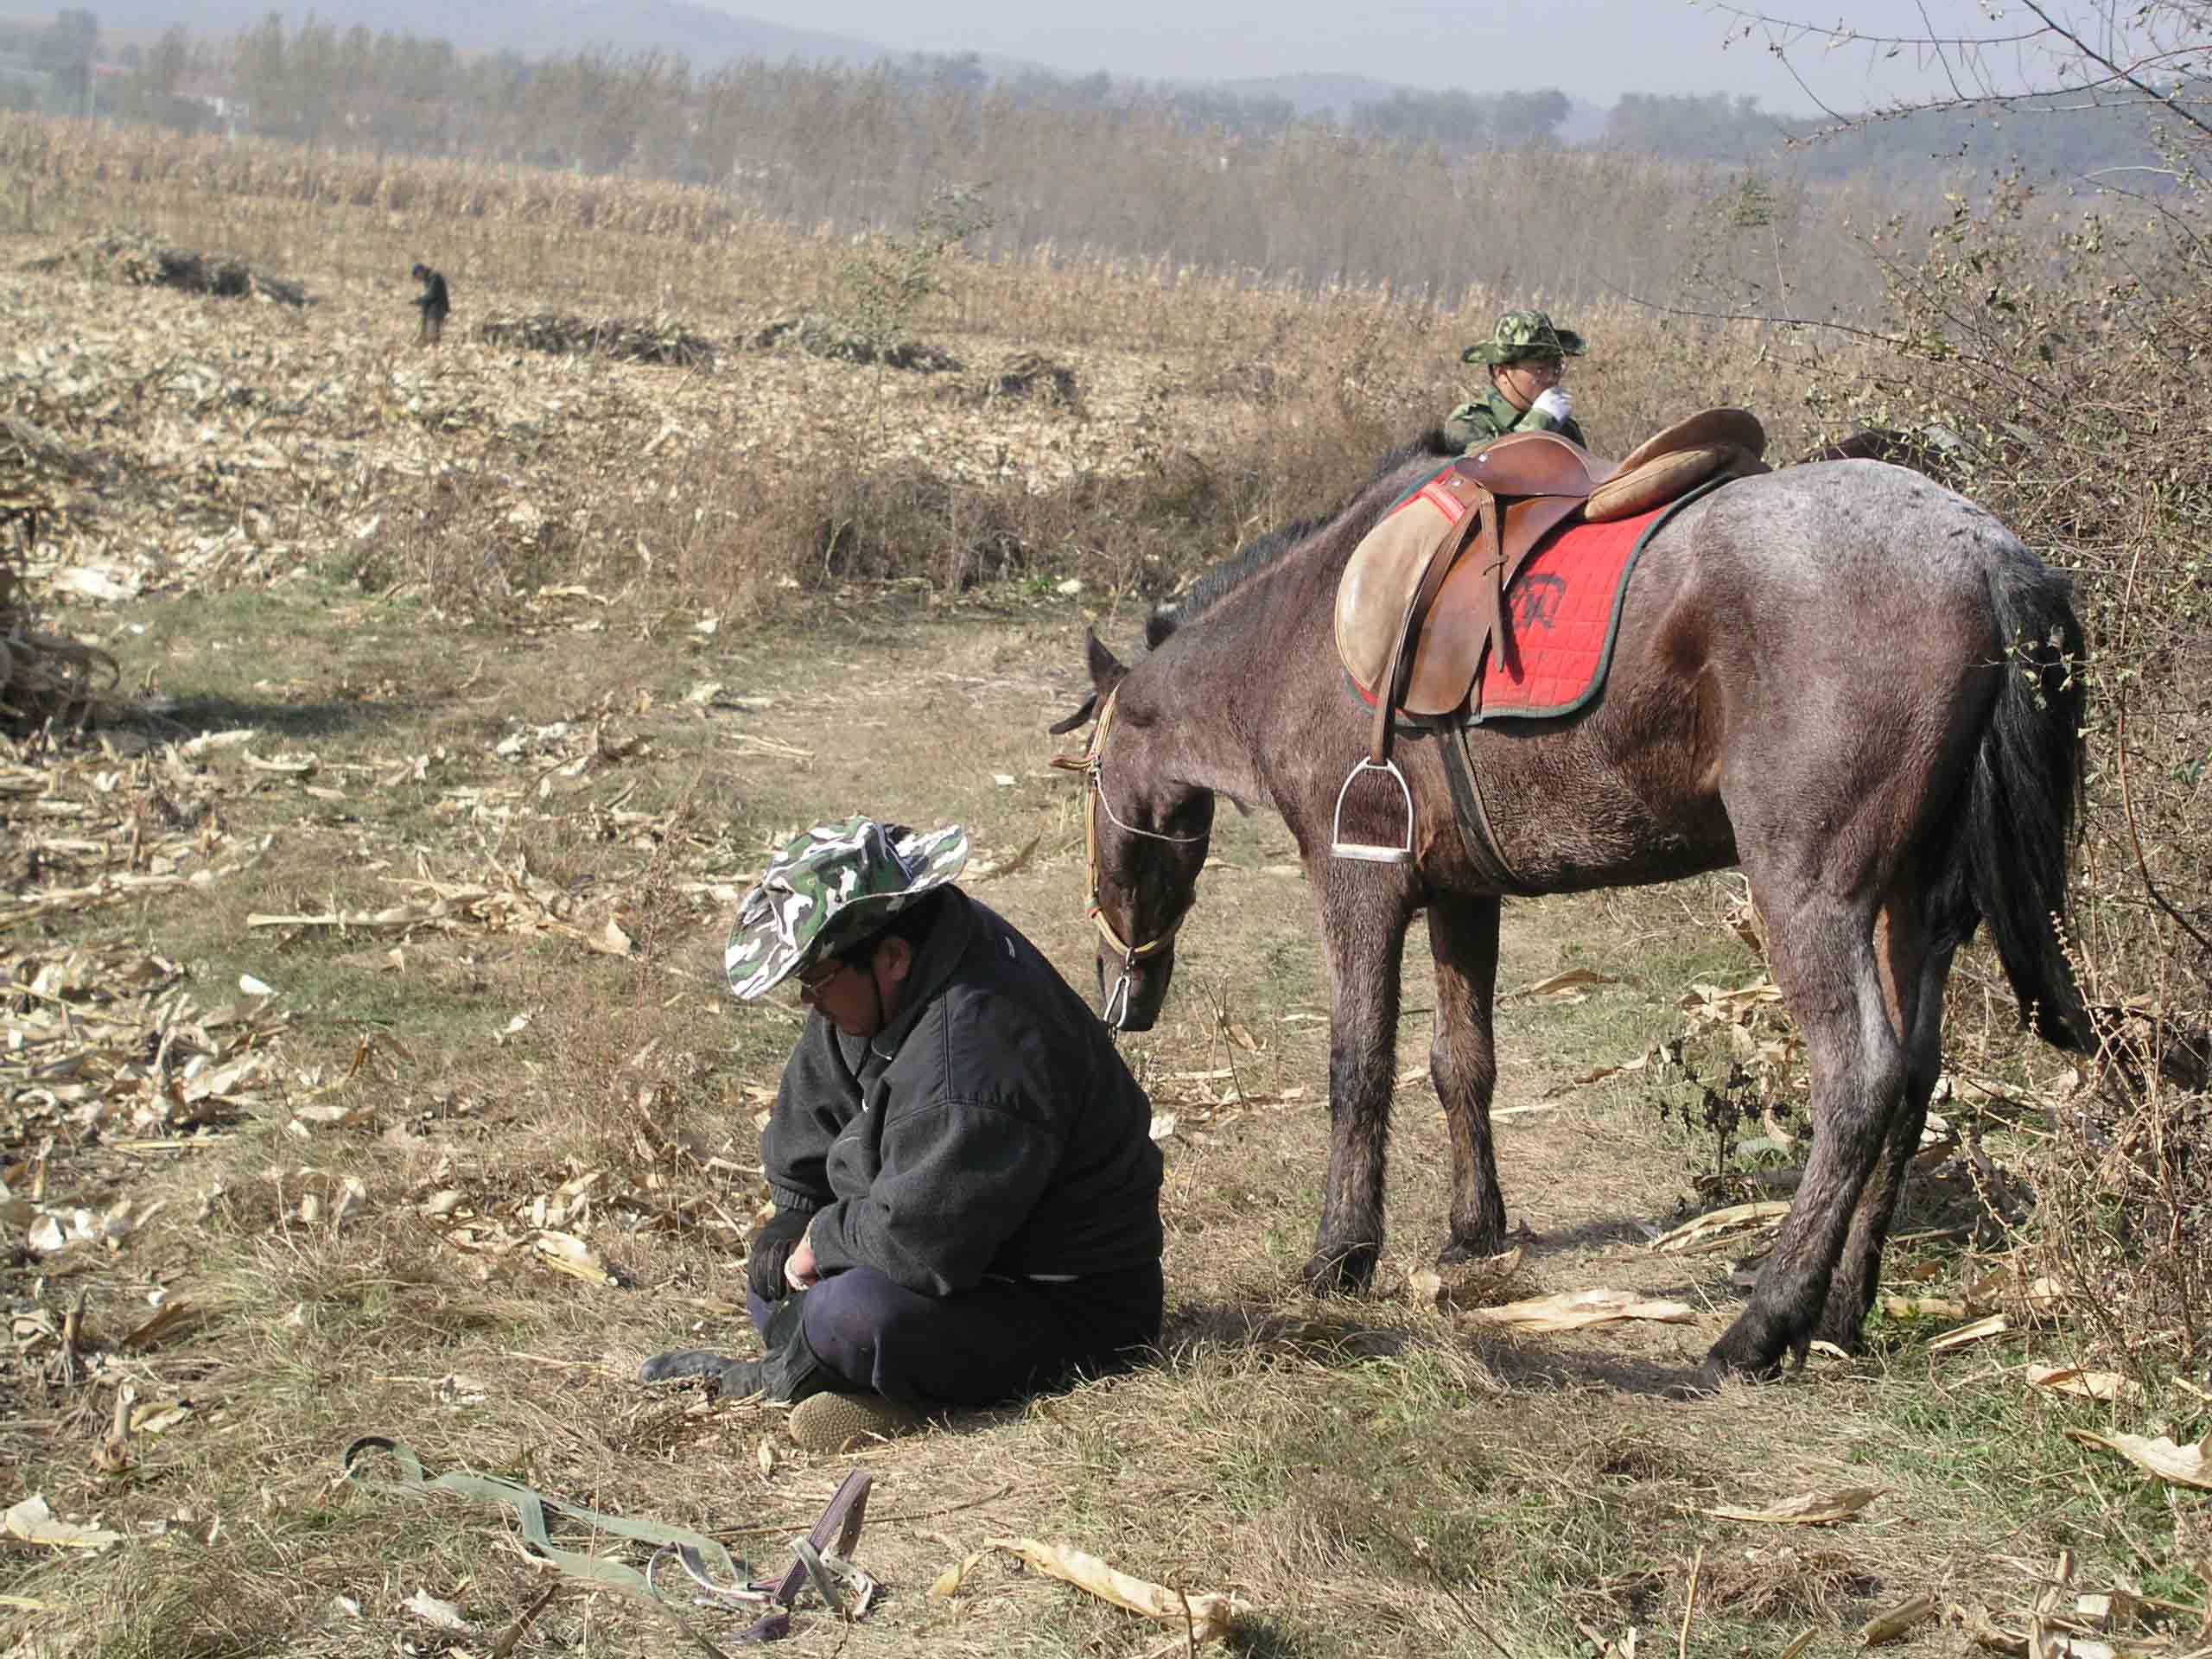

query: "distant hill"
left=475, top=0, right=891, bottom=67
left=79, top=0, right=895, bottom=69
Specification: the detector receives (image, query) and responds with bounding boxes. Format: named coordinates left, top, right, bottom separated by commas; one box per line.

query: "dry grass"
left=3, top=117, right=2208, bottom=1659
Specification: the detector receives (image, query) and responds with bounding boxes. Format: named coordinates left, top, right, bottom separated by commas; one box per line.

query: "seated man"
left=1444, top=308, right=1588, bottom=453
left=642, top=817, right=1165, bottom=1451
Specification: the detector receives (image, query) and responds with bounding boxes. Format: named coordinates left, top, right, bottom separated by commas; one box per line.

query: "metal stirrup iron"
left=1331, top=757, right=1415, bottom=863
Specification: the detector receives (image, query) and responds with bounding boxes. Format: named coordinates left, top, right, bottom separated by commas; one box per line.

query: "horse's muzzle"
left=1096, top=949, right=1171, bottom=1033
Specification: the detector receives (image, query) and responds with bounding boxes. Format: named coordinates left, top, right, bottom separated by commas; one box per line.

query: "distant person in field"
left=639, top=817, right=1164, bottom=1452
left=1444, top=308, right=1588, bottom=452
left=410, top=263, right=450, bottom=346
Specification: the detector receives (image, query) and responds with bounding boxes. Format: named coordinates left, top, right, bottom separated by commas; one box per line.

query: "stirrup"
left=1331, top=758, right=1414, bottom=864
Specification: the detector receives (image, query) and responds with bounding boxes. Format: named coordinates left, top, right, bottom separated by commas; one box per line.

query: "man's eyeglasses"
left=794, top=957, right=847, bottom=993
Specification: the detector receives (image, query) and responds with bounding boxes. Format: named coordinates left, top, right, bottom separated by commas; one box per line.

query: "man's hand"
left=746, top=1206, right=811, bottom=1302
left=1532, top=387, right=1573, bottom=423
left=785, top=1230, right=820, bottom=1292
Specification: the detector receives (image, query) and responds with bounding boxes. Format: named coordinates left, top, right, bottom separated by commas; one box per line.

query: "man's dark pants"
left=748, top=1262, right=1162, bottom=1408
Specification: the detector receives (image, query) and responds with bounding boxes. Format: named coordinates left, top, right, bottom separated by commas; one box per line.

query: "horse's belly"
left=1466, top=714, right=1738, bottom=895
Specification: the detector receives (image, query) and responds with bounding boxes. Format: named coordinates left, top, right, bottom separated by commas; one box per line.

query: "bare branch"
left=2015, top=0, right=2212, bottom=139
left=1705, top=2, right=2211, bottom=138
left=1916, top=0, right=1974, bottom=104
left=1707, top=5, right=2050, bottom=53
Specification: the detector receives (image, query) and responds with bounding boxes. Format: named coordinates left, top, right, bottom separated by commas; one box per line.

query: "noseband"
left=1051, top=687, right=1205, bottom=1029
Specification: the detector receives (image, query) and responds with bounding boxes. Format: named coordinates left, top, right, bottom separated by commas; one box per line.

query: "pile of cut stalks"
left=0, top=459, right=118, bottom=735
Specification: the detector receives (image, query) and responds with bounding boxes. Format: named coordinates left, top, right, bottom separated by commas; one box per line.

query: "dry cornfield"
left=2, top=115, right=2208, bottom=1659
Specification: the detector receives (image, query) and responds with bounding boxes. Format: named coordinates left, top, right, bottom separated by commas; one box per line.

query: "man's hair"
left=840, top=886, right=952, bottom=966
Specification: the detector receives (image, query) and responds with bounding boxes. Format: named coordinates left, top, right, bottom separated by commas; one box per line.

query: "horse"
left=1050, top=438, right=2090, bottom=1379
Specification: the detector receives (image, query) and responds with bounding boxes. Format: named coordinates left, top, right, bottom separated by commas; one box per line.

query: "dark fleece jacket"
left=760, top=889, right=1163, bottom=1298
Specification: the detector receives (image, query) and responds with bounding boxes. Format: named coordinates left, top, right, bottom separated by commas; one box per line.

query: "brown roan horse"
left=1052, top=437, right=2090, bottom=1380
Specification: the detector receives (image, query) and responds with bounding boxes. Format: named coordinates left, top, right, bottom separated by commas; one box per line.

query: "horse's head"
left=1050, top=631, right=1214, bottom=1033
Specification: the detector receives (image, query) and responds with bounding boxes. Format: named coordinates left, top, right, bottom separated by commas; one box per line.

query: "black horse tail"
left=1927, top=552, right=2094, bottom=1052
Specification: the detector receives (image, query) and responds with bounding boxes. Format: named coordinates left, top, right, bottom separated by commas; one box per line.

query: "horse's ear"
left=1144, top=606, right=1181, bottom=650
left=1084, top=629, right=1128, bottom=696
left=1047, top=691, right=1097, bottom=736
left=1050, top=631, right=1127, bottom=734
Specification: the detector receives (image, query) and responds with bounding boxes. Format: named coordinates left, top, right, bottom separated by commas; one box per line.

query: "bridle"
left=1050, top=687, right=1205, bottom=1030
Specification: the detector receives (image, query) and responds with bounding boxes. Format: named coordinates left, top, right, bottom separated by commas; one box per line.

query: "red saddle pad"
left=1473, top=496, right=1675, bottom=721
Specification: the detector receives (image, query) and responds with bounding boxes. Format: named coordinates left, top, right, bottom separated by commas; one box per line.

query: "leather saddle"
left=1326, top=408, right=1767, bottom=861
left=1336, top=409, right=1769, bottom=719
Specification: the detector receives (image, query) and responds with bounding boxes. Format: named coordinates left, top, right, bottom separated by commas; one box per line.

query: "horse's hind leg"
left=1815, top=888, right=1956, bottom=1348
left=1707, top=883, right=1908, bottom=1378
left=1302, top=875, right=1414, bottom=1295
left=1427, top=893, right=1508, bottom=1261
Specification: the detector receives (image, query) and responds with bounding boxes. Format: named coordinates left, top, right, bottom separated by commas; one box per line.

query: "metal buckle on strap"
left=1102, top=959, right=1134, bottom=1030
left=648, top=1541, right=772, bottom=1608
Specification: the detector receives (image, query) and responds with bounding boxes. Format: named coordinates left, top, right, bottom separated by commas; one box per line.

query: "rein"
left=1051, top=687, right=1204, bottom=1029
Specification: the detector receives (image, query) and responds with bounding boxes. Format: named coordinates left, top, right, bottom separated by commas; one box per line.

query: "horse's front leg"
left=1301, top=876, right=1413, bottom=1295
left=1427, top=893, right=1508, bottom=1261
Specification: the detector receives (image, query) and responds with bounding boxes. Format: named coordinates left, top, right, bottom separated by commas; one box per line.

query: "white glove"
left=1531, top=387, right=1573, bottom=423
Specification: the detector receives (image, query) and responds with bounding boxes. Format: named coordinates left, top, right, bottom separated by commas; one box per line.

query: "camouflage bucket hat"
left=723, top=816, right=969, bottom=1001
left=1462, top=308, right=1587, bottom=366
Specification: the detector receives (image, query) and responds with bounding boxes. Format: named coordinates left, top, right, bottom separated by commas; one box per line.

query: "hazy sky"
left=705, top=0, right=2099, bottom=111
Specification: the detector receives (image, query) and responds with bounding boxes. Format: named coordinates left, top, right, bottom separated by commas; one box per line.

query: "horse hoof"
left=1299, top=1248, right=1377, bottom=1296
left=1671, top=1363, right=1731, bottom=1402
left=1436, top=1236, right=1508, bottom=1268
left=1809, top=1317, right=1868, bottom=1356
left=1702, top=1325, right=1788, bottom=1383
left=1810, top=1292, right=1873, bottom=1354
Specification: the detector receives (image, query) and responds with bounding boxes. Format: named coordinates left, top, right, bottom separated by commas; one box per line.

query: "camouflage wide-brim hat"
left=723, top=817, right=969, bottom=1001
left=1462, top=308, right=1587, bottom=366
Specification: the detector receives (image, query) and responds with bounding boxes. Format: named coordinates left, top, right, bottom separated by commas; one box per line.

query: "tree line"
left=20, top=10, right=2167, bottom=187
left=1601, top=87, right=2199, bottom=183
left=3, top=12, right=2186, bottom=321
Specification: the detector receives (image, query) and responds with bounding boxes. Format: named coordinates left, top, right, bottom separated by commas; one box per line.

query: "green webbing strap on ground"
left=341, top=1435, right=748, bottom=1603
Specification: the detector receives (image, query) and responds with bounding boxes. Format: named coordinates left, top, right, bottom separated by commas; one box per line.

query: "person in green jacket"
left=1443, top=308, right=1589, bottom=453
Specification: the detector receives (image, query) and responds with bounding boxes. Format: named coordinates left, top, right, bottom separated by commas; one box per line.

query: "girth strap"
left=342, top=1434, right=749, bottom=1603
left=1440, top=718, right=1529, bottom=895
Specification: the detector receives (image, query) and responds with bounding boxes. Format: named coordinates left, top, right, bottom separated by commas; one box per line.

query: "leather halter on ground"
left=1049, top=686, right=1201, bottom=1027
left=1329, top=409, right=1769, bottom=862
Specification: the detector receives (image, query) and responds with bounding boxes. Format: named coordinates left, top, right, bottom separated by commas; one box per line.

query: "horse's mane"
left=1145, top=428, right=1456, bottom=649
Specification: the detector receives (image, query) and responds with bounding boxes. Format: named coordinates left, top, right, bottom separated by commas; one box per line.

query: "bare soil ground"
left=3, top=154, right=2203, bottom=1659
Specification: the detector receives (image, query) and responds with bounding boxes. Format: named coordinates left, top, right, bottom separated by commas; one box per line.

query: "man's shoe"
left=639, top=1350, right=766, bottom=1400
left=787, top=1391, right=923, bottom=1452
